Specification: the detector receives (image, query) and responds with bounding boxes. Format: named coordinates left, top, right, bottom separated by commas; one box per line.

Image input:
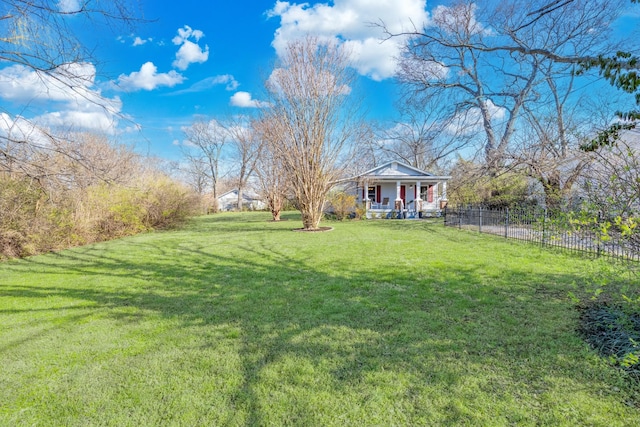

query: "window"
left=420, top=185, right=434, bottom=203
left=368, top=186, right=376, bottom=201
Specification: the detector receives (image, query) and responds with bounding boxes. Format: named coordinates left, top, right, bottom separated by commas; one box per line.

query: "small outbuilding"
left=217, top=189, right=266, bottom=212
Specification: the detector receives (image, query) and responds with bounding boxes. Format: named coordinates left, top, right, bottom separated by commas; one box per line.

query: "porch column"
left=395, top=180, right=402, bottom=210
left=363, top=180, right=370, bottom=210
left=441, top=181, right=448, bottom=209
left=415, top=181, right=422, bottom=212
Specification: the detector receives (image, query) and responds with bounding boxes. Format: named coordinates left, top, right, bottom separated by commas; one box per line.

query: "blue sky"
left=78, top=0, right=423, bottom=159
left=0, top=0, right=638, bottom=162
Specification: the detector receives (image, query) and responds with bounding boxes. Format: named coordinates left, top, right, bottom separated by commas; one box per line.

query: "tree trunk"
left=301, top=209, right=322, bottom=230
left=542, top=175, right=563, bottom=213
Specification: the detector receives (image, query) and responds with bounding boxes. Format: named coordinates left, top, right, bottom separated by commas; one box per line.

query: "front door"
left=400, top=185, right=406, bottom=208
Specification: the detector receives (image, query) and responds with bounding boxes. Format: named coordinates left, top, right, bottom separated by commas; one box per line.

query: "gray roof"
left=356, top=161, right=451, bottom=181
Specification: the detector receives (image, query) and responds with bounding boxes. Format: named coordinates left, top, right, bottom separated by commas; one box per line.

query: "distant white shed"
left=217, top=189, right=266, bottom=211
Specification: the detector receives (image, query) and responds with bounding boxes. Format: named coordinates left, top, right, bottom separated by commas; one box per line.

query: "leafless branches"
left=582, top=131, right=640, bottom=217
left=374, top=92, right=477, bottom=173
left=224, top=116, right=262, bottom=210
left=0, top=1, right=141, bottom=182
left=260, top=36, right=359, bottom=230
left=252, top=116, right=290, bottom=221
left=181, top=119, right=230, bottom=211
left=392, top=0, right=622, bottom=175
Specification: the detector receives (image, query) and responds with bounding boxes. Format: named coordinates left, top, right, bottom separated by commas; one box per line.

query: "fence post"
left=458, top=205, right=462, bottom=229
left=542, top=208, right=547, bottom=246
left=505, top=208, right=509, bottom=238
left=479, top=205, right=483, bottom=234
left=596, top=211, right=602, bottom=258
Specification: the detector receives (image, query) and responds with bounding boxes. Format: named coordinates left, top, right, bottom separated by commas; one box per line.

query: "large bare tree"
left=392, top=0, right=622, bottom=175
left=261, top=36, right=358, bottom=230
left=508, top=64, right=595, bottom=210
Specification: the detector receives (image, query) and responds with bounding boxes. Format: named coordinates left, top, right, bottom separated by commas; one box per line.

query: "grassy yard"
left=1, top=212, right=639, bottom=426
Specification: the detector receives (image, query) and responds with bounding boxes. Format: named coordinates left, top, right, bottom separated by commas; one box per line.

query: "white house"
left=217, top=189, right=266, bottom=211
left=350, top=161, right=451, bottom=218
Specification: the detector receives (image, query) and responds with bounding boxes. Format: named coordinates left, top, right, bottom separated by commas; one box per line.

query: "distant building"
left=217, top=189, right=266, bottom=211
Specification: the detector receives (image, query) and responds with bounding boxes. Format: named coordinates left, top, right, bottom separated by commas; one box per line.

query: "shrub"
left=326, top=191, right=357, bottom=220
left=140, top=175, right=200, bottom=229
left=0, top=230, right=28, bottom=259
left=0, top=176, right=43, bottom=258
left=0, top=176, right=41, bottom=231
left=580, top=302, right=640, bottom=380
left=0, top=173, right=200, bottom=260
left=1, top=134, right=200, bottom=259
left=448, top=159, right=533, bottom=208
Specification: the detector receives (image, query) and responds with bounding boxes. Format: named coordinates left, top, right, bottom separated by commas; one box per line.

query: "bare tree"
left=508, top=63, right=594, bottom=209
left=1, top=1, right=139, bottom=71
left=180, top=156, right=210, bottom=196
left=582, top=130, right=640, bottom=217
left=392, top=0, right=623, bottom=173
left=0, top=1, right=140, bottom=177
left=224, top=116, right=262, bottom=210
left=1, top=125, right=141, bottom=200
left=261, top=36, right=359, bottom=230
left=252, top=117, right=290, bottom=221
left=375, top=92, right=476, bottom=173
left=181, top=119, right=230, bottom=212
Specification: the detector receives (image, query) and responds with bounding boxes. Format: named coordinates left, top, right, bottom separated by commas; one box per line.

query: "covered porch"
left=353, top=161, right=450, bottom=219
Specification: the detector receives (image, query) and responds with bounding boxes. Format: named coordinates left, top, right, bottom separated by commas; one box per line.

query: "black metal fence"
left=444, top=205, right=640, bottom=262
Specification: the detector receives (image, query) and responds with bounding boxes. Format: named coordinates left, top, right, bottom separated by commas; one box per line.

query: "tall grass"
left=1, top=212, right=638, bottom=426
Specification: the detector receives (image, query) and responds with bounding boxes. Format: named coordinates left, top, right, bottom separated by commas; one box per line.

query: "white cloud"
left=446, top=99, right=506, bottom=135
left=133, top=36, right=151, bottom=46
left=230, top=91, right=267, bottom=108
left=58, top=0, right=80, bottom=13
left=0, top=113, right=49, bottom=145
left=115, top=62, right=185, bottom=91
left=431, top=3, right=492, bottom=36
left=0, top=62, right=122, bottom=116
left=267, top=0, right=429, bottom=81
left=173, top=41, right=210, bottom=70
left=0, top=63, right=101, bottom=103
left=208, top=75, right=239, bottom=91
left=172, top=26, right=205, bottom=44
left=342, top=38, right=400, bottom=81
left=172, top=25, right=209, bottom=70
left=35, top=110, right=119, bottom=133
left=168, top=75, right=239, bottom=96
left=0, top=63, right=123, bottom=135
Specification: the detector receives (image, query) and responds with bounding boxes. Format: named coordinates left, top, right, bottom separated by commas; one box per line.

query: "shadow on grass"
left=0, top=219, right=632, bottom=424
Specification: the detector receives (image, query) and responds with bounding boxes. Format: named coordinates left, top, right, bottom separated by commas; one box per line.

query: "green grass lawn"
left=1, top=212, right=639, bottom=426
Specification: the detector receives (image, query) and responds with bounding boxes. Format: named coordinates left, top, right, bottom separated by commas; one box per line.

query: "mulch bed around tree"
left=292, top=227, right=333, bottom=232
